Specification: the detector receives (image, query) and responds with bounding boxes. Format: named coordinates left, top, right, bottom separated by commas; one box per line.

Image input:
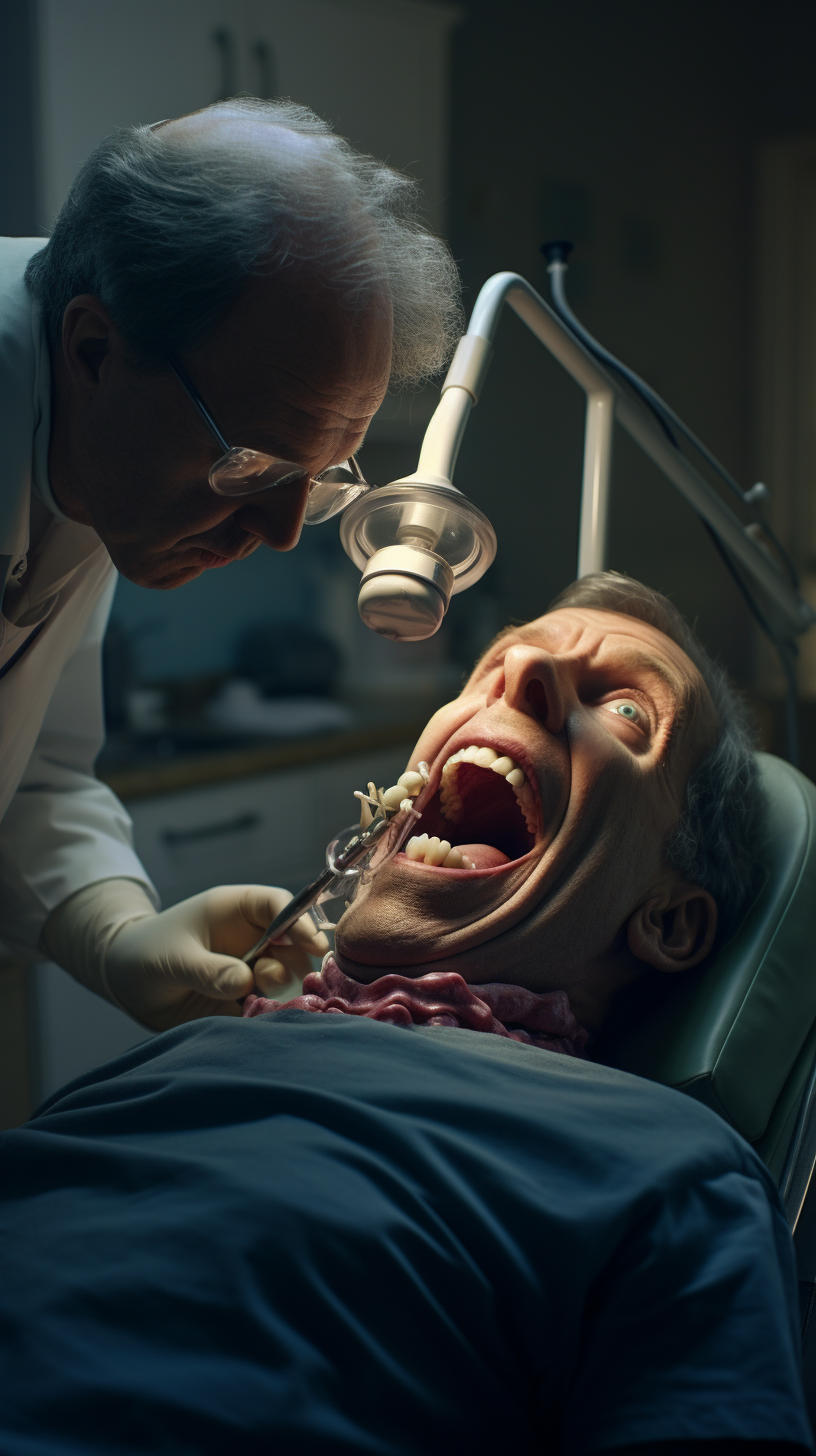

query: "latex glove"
left=41, top=878, right=328, bottom=1031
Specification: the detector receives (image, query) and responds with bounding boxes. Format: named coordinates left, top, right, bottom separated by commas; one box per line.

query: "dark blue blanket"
left=0, top=1010, right=810, bottom=1453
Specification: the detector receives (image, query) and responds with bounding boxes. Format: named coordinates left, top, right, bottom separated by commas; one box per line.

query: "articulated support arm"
left=416, top=272, right=813, bottom=639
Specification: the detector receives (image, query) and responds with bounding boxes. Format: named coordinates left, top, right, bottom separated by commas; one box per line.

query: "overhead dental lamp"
left=324, top=252, right=815, bottom=679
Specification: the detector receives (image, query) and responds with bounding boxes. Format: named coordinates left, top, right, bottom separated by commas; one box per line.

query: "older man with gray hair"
left=0, top=98, right=462, bottom=1029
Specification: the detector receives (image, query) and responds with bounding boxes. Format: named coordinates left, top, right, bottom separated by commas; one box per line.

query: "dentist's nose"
left=491, top=645, right=567, bottom=733
left=235, top=475, right=311, bottom=552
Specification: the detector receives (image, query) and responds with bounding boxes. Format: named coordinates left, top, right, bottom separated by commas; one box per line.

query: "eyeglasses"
left=169, top=357, right=371, bottom=525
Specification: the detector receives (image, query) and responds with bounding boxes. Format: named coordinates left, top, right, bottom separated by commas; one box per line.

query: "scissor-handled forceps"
left=243, top=794, right=422, bottom=971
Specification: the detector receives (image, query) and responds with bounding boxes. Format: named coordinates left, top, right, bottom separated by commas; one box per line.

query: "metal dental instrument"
left=242, top=788, right=423, bottom=971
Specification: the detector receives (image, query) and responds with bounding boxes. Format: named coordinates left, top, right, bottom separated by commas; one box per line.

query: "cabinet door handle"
left=162, top=813, right=261, bottom=846
left=212, top=26, right=238, bottom=100
left=251, top=39, right=277, bottom=100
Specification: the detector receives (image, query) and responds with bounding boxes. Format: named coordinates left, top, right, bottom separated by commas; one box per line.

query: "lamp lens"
left=340, top=483, right=497, bottom=590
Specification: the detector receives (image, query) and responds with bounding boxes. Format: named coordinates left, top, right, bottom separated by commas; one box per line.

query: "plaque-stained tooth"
left=442, top=847, right=464, bottom=868
left=382, top=785, right=406, bottom=811
left=490, top=756, right=516, bottom=776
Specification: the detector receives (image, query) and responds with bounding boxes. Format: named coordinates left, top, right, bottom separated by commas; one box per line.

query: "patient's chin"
left=334, top=846, right=530, bottom=969
left=333, top=881, right=514, bottom=981
left=332, top=931, right=498, bottom=984
left=334, top=895, right=444, bottom=971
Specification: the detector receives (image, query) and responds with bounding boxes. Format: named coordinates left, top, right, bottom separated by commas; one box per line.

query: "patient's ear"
left=627, top=882, right=717, bottom=974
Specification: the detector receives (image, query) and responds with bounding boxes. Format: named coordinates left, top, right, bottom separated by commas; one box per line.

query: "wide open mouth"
left=397, top=744, right=540, bottom=873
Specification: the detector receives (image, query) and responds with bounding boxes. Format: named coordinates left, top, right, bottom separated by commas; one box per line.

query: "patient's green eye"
left=602, top=698, right=645, bottom=727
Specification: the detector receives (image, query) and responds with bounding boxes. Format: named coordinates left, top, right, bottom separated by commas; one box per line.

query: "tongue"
left=457, top=842, right=510, bottom=869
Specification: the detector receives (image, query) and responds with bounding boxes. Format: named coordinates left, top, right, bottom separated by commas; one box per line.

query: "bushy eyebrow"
left=595, top=646, right=686, bottom=702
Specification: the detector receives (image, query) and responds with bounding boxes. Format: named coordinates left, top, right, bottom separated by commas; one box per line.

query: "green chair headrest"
left=601, top=753, right=816, bottom=1143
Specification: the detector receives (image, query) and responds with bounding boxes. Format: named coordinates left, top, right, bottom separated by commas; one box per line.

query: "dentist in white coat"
left=0, top=99, right=459, bottom=1029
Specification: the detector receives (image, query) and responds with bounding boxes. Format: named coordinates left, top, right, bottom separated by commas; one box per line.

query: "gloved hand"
left=41, top=878, right=329, bottom=1031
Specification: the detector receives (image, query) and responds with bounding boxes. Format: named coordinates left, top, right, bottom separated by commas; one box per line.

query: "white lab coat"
left=0, top=237, right=156, bottom=958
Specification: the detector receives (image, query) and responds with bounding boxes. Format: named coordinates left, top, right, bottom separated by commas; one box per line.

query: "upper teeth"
left=439, top=744, right=536, bottom=835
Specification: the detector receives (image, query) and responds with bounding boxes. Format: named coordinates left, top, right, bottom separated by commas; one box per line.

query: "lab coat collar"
left=0, top=238, right=69, bottom=598
left=31, top=299, right=68, bottom=525
left=0, top=240, right=44, bottom=577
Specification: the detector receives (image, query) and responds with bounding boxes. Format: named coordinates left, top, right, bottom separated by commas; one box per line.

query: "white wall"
left=35, top=0, right=461, bottom=231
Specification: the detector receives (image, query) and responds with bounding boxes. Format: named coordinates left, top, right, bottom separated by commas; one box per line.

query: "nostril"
left=525, top=678, right=548, bottom=723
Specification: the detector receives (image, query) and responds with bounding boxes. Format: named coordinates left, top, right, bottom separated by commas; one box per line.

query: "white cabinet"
left=35, top=0, right=461, bottom=232
left=127, top=742, right=410, bottom=905
left=243, top=0, right=459, bottom=232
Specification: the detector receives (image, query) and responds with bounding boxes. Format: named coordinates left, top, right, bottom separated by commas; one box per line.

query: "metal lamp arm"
left=417, top=272, right=814, bottom=638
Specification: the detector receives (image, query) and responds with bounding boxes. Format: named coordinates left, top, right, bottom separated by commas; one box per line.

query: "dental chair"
left=599, top=751, right=816, bottom=1425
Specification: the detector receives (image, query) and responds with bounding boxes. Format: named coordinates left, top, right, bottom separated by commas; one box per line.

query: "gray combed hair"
left=549, top=572, right=763, bottom=941
left=25, top=97, right=464, bottom=389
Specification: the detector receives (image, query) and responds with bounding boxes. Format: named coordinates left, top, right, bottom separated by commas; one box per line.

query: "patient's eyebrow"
left=470, top=626, right=688, bottom=708
left=593, top=644, right=685, bottom=701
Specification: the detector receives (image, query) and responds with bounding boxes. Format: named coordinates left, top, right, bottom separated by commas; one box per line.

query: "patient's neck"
left=333, top=934, right=645, bottom=1037
left=246, top=958, right=590, bottom=1059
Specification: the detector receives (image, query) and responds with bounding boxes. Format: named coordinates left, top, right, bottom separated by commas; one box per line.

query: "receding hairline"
left=25, top=94, right=464, bottom=388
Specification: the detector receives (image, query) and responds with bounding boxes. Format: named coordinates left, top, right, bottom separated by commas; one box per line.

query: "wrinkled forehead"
left=470, top=606, right=718, bottom=759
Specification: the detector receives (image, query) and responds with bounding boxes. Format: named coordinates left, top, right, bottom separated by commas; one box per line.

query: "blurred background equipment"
left=233, top=621, right=342, bottom=699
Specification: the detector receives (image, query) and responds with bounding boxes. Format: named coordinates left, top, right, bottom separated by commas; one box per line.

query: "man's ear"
left=61, top=295, right=117, bottom=389
left=627, top=882, right=717, bottom=974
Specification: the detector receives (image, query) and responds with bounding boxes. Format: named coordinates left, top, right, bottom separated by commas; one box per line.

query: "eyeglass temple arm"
left=169, top=358, right=232, bottom=456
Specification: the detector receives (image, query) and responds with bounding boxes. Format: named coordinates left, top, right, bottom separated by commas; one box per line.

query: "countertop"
left=94, top=677, right=451, bottom=803
left=98, top=717, right=430, bottom=801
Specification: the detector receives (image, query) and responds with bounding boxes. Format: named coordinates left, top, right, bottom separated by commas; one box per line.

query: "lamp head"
left=358, top=564, right=449, bottom=641
left=339, top=476, right=497, bottom=642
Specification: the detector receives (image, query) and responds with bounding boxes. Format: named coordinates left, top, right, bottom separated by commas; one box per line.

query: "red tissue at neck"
left=243, top=957, right=588, bottom=1059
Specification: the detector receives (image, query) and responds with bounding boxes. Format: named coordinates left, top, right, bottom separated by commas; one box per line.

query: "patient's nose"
left=492, top=646, right=566, bottom=733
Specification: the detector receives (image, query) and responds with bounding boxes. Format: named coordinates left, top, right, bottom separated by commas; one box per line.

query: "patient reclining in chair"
left=0, top=573, right=811, bottom=1455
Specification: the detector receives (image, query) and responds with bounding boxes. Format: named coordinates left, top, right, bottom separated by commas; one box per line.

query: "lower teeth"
left=405, top=834, right=473, bottom=870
